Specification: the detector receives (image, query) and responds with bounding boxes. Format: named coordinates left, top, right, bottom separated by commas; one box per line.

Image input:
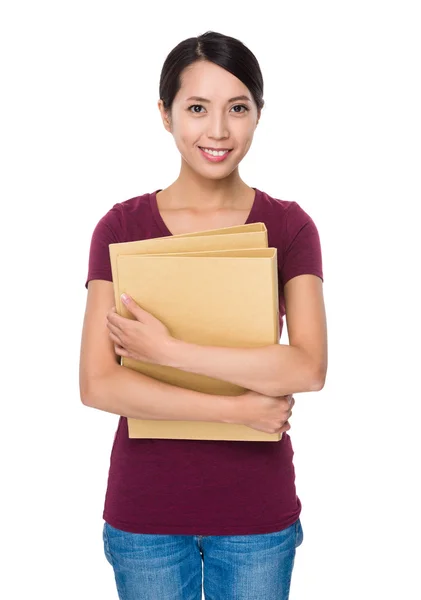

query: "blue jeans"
left=103, top=518, right=304, bottom=599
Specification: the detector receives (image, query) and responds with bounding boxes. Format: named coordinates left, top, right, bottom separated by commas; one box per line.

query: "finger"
left=121, top=293, right=148, bottom=321
left=114, top=344, right=130, bottom=357
left=108, top=331, right=122, bottom=345
left=107, top=322, right=122, bottom=337
left=107, top=310, right=125, bottom=330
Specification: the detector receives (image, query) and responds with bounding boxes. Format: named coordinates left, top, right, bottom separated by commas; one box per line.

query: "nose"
left=207, top=111, right=229, bottom=140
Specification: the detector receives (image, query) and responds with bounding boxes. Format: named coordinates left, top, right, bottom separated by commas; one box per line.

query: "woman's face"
left=158, top=60, right=261, bottom=179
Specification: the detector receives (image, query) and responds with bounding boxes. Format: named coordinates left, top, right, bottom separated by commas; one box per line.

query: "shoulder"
left=85, top=191, right=155, bottom=289
left=255, top=189, right=323, bottom=286
left=256, top=189, right=319, bottom=245
left=258, top=188, right=315, bottom=221
left=256, top=188, right=293, bottom=216
left=93, top=191, right=154, bottom=242
left=113, top=192, right=153, bottom=220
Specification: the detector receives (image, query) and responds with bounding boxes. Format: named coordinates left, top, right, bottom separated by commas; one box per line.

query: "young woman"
left=80, top=30, right=327, bottom=600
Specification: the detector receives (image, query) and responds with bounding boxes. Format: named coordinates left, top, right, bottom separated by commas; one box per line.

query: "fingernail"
left=121, top=293, right=129, bottom=304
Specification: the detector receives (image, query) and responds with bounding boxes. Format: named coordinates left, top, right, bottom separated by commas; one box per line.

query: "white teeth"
left=201, top=148, right=229, bottom=156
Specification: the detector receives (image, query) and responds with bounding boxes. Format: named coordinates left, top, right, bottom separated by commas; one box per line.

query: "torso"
left=155, top=188, right=256, bottom=236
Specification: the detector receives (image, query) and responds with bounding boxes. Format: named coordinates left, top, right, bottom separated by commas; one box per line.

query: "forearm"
left=166, top=341, right=321, bottom=397
left=82, top=365, right=236, bottom=423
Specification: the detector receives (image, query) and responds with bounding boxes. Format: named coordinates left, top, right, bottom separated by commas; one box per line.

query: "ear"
left=157, top=99, right=172, bottom=133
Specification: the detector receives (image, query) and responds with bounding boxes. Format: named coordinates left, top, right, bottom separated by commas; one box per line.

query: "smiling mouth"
left=197, top=147, right=233, bottom=163
left=199, top=147, right=233, bottom=154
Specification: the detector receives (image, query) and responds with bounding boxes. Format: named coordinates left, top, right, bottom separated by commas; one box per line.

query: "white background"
left=1, top=1, right=420, bottom=599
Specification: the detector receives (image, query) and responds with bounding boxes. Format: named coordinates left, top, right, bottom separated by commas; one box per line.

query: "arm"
left=165, top=274, right=328, bottom=397
left=79, top=280, right=236, bottom=423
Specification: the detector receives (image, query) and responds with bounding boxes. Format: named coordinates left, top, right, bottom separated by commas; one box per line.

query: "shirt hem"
left=85, top=272, right=113, bottom=287
left=102, top=510, right=301, bottom=536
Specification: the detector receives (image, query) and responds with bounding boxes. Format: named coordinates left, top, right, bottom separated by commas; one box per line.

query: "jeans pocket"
left=295, top=518, right=304, bottom=548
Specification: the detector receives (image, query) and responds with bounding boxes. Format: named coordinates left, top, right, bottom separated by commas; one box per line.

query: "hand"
left=236, top=390, right=295, bottom=434
left=106, top=293, right=176, bottom=365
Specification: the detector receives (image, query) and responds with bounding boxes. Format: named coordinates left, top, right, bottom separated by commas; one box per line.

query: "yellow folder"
left=109, top=222, right=268, bottom=315
left=109, top=223, right=282, bottom=442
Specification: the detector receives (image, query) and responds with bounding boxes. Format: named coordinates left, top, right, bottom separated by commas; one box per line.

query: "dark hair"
left=159, top=31, right=264, bottom=119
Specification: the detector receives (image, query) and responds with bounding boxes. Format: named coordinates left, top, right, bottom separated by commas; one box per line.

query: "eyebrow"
left=185, top=95, right=252, bottom=104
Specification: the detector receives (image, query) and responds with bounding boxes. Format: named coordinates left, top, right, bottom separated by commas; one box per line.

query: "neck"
left=165, top=163, right=252, bottom=211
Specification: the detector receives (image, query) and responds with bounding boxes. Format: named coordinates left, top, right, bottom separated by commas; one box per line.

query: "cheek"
left=181, top=126, right=202, bottom=146
left=241, top=128, right=256, bottom=149
left=173, top=116, right=198, bottom=139
left=180, top=133, right=194, bottom=146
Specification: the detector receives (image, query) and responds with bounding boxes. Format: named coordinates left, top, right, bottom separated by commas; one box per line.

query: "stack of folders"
left=108, top=222, right=282, bottom=442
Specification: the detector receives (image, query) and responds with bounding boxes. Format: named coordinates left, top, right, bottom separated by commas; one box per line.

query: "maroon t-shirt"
left=85, top=187, right=324, bottom=535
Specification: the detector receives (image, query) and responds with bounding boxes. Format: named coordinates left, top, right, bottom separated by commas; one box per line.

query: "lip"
left=198, top=147, right=232, bottom=163
left=199, top=146, right=232, bottom=151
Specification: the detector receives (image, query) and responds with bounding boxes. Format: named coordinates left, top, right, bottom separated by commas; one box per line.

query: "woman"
left=80, top=30, right=327, bottom=600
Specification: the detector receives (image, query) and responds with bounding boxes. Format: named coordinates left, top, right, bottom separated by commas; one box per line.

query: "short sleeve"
left=84, top=205, right=124, bottom=289
left=279, top=201, right=324, bottom=287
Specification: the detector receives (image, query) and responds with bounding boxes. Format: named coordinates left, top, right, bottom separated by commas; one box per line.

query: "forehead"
left=178, top=60, right=250, bottom=101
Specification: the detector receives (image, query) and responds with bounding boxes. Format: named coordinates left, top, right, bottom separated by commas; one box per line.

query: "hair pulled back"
left=159, top=31, right=264, bottom=118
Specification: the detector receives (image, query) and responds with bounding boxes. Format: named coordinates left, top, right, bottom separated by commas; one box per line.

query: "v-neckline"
left=149, top=187, right=261, bottom=237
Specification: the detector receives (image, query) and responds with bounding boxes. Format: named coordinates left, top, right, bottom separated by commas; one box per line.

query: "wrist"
left=220, top=395, right=243, bottom=425
left=161, top=337, right=185, bottom=368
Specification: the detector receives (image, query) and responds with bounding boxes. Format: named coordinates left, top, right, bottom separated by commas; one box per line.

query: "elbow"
left=271, top=367, right=325, bottom=397
left=80, top=382, right=93, bottom=407
left=311, top=367, right=327, bottom=391
left=309, top=377, right=325, bottom=392
left=80, top=363, right=120, bottom=408
left=79, top=376, right=99, bottom=408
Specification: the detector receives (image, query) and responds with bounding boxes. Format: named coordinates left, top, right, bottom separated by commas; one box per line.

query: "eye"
left=187, top=104, right=250, bottom=114
left=231, top=104, right=249, bottom=114
left=188, top=104, right=206, bottom=113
